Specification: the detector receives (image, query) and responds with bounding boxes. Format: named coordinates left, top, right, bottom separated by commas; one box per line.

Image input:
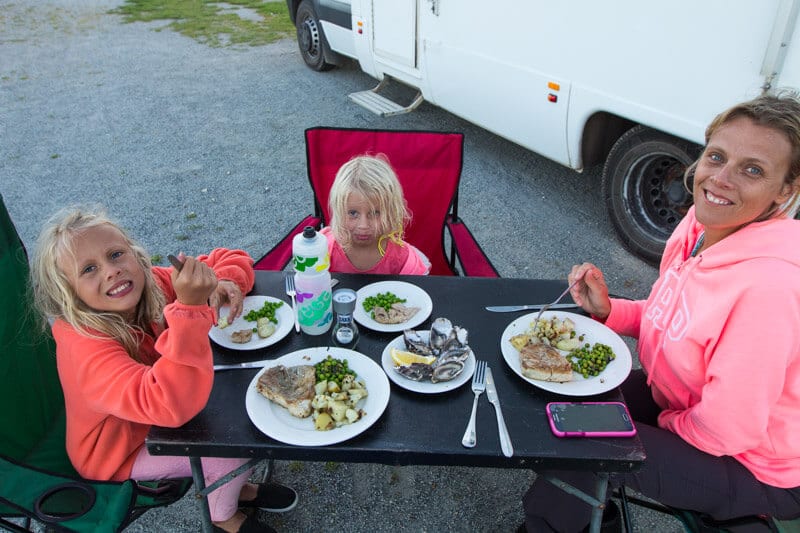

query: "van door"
left=372, top=0, right=416, bottom=68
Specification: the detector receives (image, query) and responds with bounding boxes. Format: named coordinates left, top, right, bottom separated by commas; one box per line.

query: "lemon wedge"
left=391, top=347, right=436, bottom=366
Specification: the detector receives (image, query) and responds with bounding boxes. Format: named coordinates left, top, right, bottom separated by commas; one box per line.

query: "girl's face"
left=693, top=116, right=793, bottom=242
left=344, top=191, right=381, bottom=247
left=58, top=224, right=146, bottom=320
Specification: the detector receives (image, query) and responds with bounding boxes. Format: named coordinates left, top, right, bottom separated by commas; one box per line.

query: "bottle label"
left=335, top=327, right=354, bottom=344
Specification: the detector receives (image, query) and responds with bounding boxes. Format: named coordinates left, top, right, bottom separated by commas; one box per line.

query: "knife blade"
left=485, top=303, right=579, bottom=313
left=213, top=360, right=272, bottom=371
left=484, top=367, right=514, bottom=457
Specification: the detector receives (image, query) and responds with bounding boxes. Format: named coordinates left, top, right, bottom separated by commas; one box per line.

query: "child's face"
left=344, top=191, right=381, bottom=247
left=58, top=224, right=146, bottom=320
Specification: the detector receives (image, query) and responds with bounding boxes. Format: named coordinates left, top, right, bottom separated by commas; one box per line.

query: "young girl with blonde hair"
left=30, top=206, right=296, bottom=533
left=321, top=155, right=430, bottom=274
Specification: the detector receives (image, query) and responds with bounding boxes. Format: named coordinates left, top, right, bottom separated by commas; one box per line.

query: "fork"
left=285, top=273, right=300, bottom=333
left=461, top=360, right=487, bottom=448
left=535, top=279, right=579, bottom=323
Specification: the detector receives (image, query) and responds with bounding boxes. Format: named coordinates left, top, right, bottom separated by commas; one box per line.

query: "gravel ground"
left=0, top=1, right=683, bottom=531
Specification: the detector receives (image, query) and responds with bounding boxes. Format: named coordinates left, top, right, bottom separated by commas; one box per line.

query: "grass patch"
left=110, top=0, right=294, bottom=47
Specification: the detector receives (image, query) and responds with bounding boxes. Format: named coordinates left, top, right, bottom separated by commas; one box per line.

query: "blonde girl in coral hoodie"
left=31, top=207, right=296, bottom=533
left=521, top=92, right=800, bottom=532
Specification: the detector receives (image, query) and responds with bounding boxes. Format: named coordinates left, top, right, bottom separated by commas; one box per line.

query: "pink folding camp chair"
left=254, top=127, right=499, bottom=277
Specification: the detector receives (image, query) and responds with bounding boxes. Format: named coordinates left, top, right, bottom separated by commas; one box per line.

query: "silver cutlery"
left=213, top=360, right=272, bottom=371
left=285, top=273, right=300, bottom=333
left=461, top=360, right=487, bottom=448
left=485, top=303, right=579, bottom=313
left=534, top=279, right=579, bottom=323
left=485, top=366, right=513, bottom=457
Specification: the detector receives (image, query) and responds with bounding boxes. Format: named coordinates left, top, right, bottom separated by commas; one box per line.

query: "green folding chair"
left=0, top=194, right=191, bottom=532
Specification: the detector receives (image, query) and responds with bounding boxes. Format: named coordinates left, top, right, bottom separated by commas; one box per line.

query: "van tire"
left=296, top=0, right=335, bottom=71
left=602, top=125, right=700, bottom=265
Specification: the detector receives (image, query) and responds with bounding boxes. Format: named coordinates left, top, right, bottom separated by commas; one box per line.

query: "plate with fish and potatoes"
left=244, top=347, right=390, bottom=446
left=208, top=295, right=293, bottom=350
left=499, top=311, right=632, bottom=396
left=353, top=281, right=433, bottom=333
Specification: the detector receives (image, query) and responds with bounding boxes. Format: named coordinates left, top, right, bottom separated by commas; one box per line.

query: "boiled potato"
left=315, top=412, right=334, bottom=431
left=510, top=333, right=533, bottom=351
left=256, top=317, right=276, bottom=338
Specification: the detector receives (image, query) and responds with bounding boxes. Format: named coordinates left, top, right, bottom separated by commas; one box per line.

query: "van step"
left=348, top=78, right=424, bottom=117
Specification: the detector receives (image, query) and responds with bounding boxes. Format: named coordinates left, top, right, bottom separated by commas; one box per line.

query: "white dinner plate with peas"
left=208, top=295, right=292, bottom=350
left=499, top=311, right=632, bottom=396
left=353, top=281, right=433, bottom=333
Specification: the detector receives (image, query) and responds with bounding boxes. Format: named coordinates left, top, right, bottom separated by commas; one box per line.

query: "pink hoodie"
left=606, top=207, right=800, bottom=488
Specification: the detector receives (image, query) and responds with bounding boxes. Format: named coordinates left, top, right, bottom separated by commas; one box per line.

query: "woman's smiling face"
left=58, top=224, right=145, bottom=319
left=693, top=116, right=793, bottom=243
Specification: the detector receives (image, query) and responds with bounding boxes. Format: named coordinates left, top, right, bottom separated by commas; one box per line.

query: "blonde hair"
left=685, top=90, right=800, bottom=219
left=328, top=155, right=411, bottom=252
left=30, top=206, right=166, bottom=360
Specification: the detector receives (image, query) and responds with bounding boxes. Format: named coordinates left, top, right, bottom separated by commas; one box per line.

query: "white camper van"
left=285, top=0, right=800, bottom=264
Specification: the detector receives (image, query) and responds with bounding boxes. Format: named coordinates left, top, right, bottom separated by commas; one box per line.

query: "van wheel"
left=296, top=0, right=335, bottom=71
left=602, top=125, right=701, bottom=265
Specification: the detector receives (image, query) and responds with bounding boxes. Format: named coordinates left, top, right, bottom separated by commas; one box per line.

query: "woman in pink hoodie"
left=521, top=92, right=800, bottom=532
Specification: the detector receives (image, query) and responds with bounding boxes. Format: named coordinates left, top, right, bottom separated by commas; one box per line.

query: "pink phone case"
left=546, top=401, right=637, bottom=437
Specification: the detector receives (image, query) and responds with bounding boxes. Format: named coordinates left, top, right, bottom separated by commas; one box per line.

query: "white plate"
left=381, top=332, right=476, bottom=394
left=500, top=311, right=632, bottom=396
left=208, top=295, right=293, bottom=351
left=353, top=281, right=433, bottom=332
left=245, top=347, right=390, bottom=446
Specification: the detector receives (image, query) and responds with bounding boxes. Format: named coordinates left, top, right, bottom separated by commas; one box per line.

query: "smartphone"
left=546, top=401, right=637, bottom=437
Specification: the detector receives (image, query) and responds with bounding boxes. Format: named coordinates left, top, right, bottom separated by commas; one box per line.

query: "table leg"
left=189, top=456, right=213, bottom=533
left=541, top=472, right=610, bottom=533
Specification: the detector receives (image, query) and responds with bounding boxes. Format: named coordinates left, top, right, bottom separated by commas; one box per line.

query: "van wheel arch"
left=601, top=125, right=701, bottom=265
left=295, top=0, right=336, bottom=71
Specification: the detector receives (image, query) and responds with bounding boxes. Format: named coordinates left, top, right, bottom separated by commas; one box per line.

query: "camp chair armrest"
left=446, top=215, right=499, bottom=278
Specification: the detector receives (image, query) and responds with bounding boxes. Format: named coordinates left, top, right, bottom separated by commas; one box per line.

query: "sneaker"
left=238, top=482, right=298, bottom=513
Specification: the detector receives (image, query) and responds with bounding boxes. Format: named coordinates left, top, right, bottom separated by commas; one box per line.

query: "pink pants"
left=130, top=446, right=252, bottom=522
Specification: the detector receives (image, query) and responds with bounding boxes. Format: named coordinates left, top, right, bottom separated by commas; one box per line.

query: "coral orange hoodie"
left=606, top=207, right=800, bottom=488
left=53, top=248, right=254, bottom=481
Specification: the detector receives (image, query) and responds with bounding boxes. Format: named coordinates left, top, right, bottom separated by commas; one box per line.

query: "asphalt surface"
left=0, top=2, right=683, bottom=531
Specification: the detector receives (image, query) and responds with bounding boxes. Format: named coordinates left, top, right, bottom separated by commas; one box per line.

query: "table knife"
left=213, top=360, right=272, bottom=371
left=484, top=366, right=514, bottom=457
left=485, top=303, right=579, bottom=313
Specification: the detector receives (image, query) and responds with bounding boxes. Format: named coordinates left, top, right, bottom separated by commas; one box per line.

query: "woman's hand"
left=170, top=254, right=218, bottom=307
left=568, top=263, right=611, bottom=320
left=208, top=279, right=244, bottom=323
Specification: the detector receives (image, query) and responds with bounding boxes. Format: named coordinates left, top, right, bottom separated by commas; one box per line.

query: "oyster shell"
left=395, top=362, right=434, bottom=381
left=429, top=317, right=453, bottom=352
left=431, top=361, right=465, bottom=383
left=435, top=346, right=471, bottom=366
left=403, top=329, right=435, bottom=356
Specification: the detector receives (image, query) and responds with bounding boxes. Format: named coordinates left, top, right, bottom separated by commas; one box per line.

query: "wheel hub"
left=299, top=18, right=320, bottom=56
left=628, top=154, right=691, bottom=238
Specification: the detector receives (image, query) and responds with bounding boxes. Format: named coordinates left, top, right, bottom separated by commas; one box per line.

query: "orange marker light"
left=547, top=81, right=560, bottom=91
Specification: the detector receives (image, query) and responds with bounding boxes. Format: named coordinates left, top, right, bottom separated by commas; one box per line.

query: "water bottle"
left=331, top=288, right=359, bottom=349
left=292, top=226, right=332, bottom=335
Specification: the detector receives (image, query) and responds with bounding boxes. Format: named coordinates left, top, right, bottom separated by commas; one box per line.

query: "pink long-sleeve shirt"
left=53, top=249, right=254, bottom=481
left=605, top=207, right=800, bottom=488
left=320, top=227, right=430, bottom=275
